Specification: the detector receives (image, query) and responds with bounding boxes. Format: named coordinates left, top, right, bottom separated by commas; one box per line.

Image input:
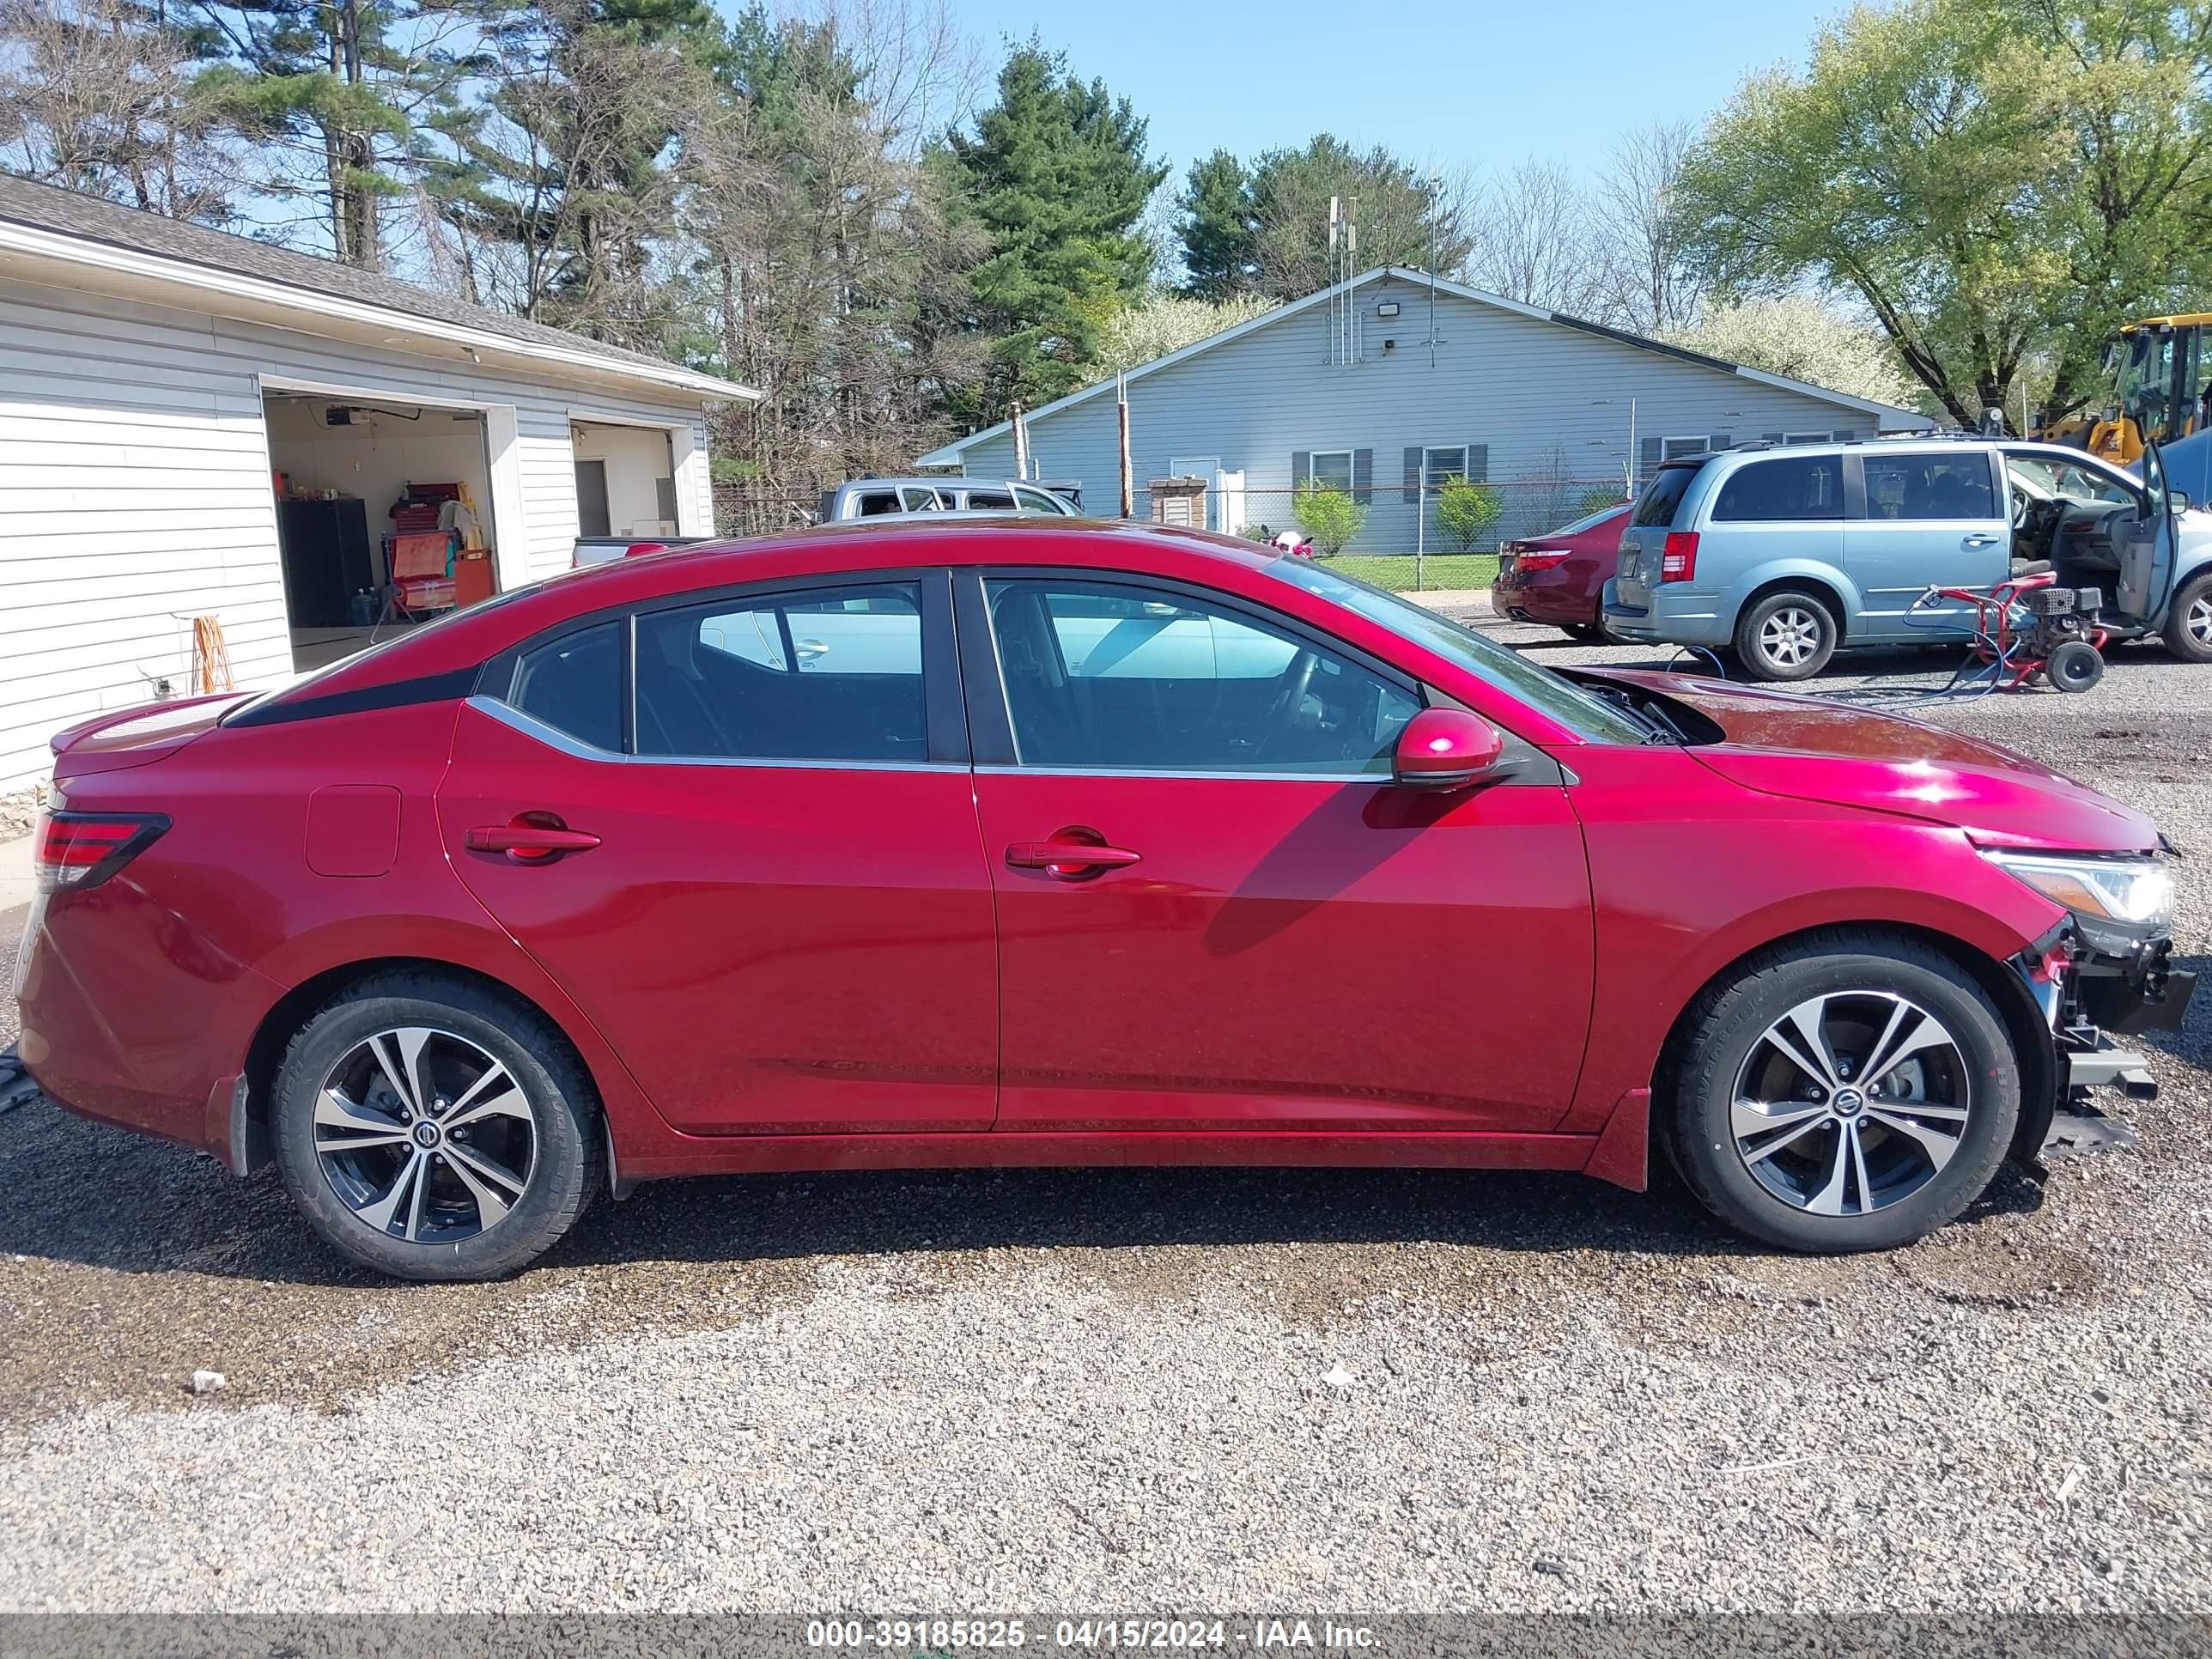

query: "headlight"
left=1983, top=848, right=2177, bottom=950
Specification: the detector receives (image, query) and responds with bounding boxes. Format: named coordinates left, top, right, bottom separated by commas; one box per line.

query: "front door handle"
left=466, top=821, right=601, bottom=861
left=1006, top=838, right=1142, bottom=878
left=1963, top=534, right=2002, bottom=548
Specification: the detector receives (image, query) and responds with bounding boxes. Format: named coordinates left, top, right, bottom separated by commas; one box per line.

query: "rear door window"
left=1863, top=453, right=1998, bottom=520
left=635, top=582, right=927, bottom=763
left=1711, top=456, right=1844, bottom=522
left=1631, top=463, right=1700, bottom=528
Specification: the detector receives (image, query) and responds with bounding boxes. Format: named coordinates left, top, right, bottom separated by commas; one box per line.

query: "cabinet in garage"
left=276, top=497, right=374, bottom=627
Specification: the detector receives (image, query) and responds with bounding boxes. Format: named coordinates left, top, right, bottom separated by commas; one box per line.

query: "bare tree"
left=1593, top=117, right=1704, bottom=334
left=0, top=0, right=238, bottom=222
left=684, top=9, right=987, bottom=527
left=1464, top=157, right=1608, bottom=318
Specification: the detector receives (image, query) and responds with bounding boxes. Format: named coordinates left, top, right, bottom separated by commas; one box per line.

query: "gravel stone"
left=0, top=622, right=2207, bottom=1614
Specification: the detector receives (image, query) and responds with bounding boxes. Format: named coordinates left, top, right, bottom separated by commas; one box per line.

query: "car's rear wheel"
left=2164, top=570, right=2212, bottom=663
left=1562, top=623, right=1607, bottom=643
left=1734, top=589, right=1838, bottom=681
left=271, top=972, right=601, bottom=1280
left=1662, top=933, right=2019, bottom=1253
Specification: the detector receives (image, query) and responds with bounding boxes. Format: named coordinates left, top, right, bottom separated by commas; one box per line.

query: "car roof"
left=265, top=520, right=1283, bottom=703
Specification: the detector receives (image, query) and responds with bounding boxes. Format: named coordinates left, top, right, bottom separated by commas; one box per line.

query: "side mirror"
left=2174, top=489, right=2193, bottom=513
left=1393, top=707, right=1505, bottom=792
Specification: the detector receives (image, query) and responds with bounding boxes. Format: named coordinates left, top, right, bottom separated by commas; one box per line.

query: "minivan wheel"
left=271, top=972, right=601, bottom=1280
left=1662, top=933, right=2019, bottom=1253
left=1734, top=589, right=1838, bottom=681
left=2164, top=570, right=2212, bottom=663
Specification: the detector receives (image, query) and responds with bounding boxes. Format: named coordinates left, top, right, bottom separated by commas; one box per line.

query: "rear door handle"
left=466, top=823, right=601, bottom=860
left=1006, top=840, right=1142, bottom=878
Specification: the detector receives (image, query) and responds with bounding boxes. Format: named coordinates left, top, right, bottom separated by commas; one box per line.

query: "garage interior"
left=571, top=419, right=682, bottom=542
left=263, top=392, right=501, bottom=671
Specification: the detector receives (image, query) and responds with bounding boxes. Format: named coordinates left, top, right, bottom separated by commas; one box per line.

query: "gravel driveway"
left=1, top=623, right=2208, bottom=1616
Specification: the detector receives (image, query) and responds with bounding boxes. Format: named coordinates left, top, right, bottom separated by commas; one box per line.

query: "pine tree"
left=940, top=43, right=1166, bottom=422
left=1176, top=149, right=1255, bottom=300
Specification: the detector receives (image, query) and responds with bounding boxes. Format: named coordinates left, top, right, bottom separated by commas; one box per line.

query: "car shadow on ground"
left=0, top=1092, right=2047, bottom=1286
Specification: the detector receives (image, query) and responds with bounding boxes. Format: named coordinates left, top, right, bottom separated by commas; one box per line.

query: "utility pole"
left=1117, top=374, right=1133, bottom=519
left=1011, top=400, right=1028, bottom=483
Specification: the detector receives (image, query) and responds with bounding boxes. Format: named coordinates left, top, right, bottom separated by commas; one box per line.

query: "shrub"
left=1577, top=484, right=1627, bottom=519
left=1238, top=521, right=1275, bottom=544
left=1435, top=476, right=1504, bottom=553
left=1292, top=487, right=1366, bottom=556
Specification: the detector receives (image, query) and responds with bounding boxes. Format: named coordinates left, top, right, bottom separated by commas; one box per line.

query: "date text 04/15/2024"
left=805, top=1622, right=1380, bottom=1650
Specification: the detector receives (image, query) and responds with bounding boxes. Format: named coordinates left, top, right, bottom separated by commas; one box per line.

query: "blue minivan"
left=1601, top=436, right=2212, bottom=680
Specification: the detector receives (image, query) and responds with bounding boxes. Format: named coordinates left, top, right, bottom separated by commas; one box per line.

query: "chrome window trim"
left=970, top=763, right=1391, bottom=784
left=468, top=696, right=964, bottom=774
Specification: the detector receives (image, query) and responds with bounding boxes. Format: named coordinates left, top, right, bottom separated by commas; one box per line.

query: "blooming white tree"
left=1663, top=295, right=1919, bottom=409
left=1081, top=290, right=1278, bottom=384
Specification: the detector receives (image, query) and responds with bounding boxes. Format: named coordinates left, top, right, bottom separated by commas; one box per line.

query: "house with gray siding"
left=919, top=267, right=1932, bottom=550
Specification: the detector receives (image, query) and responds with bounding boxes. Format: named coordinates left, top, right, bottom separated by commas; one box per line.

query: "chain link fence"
left=712, top=477, right=1632, bottom=594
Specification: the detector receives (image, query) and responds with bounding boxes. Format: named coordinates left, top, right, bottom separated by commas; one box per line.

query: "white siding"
left=0, top=270, right=716, bottom=791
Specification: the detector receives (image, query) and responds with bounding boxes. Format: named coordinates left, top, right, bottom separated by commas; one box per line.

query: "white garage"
left=0, top=173, right=757, bottom=793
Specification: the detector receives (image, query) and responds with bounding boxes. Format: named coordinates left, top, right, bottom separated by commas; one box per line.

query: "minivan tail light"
left=33, top=810, right=168, bottom=892
left=1660, top=532, right=1700, bottom=582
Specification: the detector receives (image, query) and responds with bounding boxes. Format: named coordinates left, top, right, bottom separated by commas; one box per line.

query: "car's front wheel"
left=1733, top=589, right=1838, bottom=681
left=2164, top=569, right=2212, bottom=663
left=1662, top=932, right=2020, bottom=1253
left=271, top=972, right=602, bottom=1280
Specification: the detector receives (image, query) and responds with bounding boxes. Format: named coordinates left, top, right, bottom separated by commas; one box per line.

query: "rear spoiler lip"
left=48, top=694, right=243, bottom=758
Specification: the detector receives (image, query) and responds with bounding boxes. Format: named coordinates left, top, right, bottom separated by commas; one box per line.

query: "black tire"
left=1562, top=623, right=1606, bottom=644
left=1732, top=589, right=1838, bottom=682
left=2045, top=638, right=2105, bottom=693
left=2164, top=569, right=2212, bottom=663
left=1661, top=931, right=2020, bottom=1254
left=271, top=972, right=602, bottom=1280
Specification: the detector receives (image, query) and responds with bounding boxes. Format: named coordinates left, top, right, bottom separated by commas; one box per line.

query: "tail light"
left=33, top=810, right=168, bottom=893
left=1659, top=532, right=1700, bottom=583
left=623, top=542, right=668, bottom=557
left=1516, top=546, right=1571, bottom=571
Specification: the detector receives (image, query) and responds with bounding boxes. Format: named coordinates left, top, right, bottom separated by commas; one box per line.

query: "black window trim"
left=483, top=566, right=968, bottom=769
left=953, top=565, right=1432, bottom=781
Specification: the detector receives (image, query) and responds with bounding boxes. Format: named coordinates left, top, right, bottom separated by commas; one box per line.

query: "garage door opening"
left=571, top=420, right=679, bottom=542
left=263, top=392, right=501, bottom=672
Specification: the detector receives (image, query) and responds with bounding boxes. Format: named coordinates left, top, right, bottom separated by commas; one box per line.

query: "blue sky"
left=948, top=0, right=1832, bottom=182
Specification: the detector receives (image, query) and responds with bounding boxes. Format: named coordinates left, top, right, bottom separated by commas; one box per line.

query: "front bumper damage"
left=2012, top=921, right=2197, bottom=1160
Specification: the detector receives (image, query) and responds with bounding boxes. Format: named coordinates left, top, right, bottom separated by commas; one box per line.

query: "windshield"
left=1268, top=558, right=1652, bottom=744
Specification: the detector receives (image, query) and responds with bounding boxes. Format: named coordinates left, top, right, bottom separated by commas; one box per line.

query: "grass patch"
left=1327, top=553, right=1499, bottom=593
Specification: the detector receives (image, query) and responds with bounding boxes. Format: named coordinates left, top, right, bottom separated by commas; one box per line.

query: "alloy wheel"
left=1759, top=606, right=1823, bottom=670
left=1729, top=991, right=1971, bottom=1218
left=313, top=1027, right=537, bottom=1243
left=2189, top=592, right=2212, bottom=650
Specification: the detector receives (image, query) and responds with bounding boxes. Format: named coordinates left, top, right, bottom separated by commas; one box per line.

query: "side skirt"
left=616, top=1129, right=1600, bottom=1183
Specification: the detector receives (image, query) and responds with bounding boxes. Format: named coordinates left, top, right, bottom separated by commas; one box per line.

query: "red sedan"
left=1492, top=502, right=1632, bottom=639
left=17, top=521, right=2191, bottom=1279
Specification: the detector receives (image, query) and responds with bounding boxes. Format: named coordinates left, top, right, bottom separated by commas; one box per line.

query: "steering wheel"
left=1252, top=648, right=1321, bottom=762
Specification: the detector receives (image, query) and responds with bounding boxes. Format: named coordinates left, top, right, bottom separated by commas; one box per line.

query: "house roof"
left=918, top=266, right=1931, bottom=463
left=0, top=171, right=757, bottom=403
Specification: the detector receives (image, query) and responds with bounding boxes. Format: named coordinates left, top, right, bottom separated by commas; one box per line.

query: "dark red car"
left=17, top=521, right=2192, bottom=1279
left=1493, top=502, right=1633, bottom=639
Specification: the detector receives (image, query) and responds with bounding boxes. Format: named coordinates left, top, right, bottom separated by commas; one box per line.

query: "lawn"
left=1327, top=553, right=1499, bottom=593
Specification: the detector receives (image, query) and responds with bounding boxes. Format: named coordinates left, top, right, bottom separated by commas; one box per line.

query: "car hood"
left=1582, top=669, right=2159, bottom=853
